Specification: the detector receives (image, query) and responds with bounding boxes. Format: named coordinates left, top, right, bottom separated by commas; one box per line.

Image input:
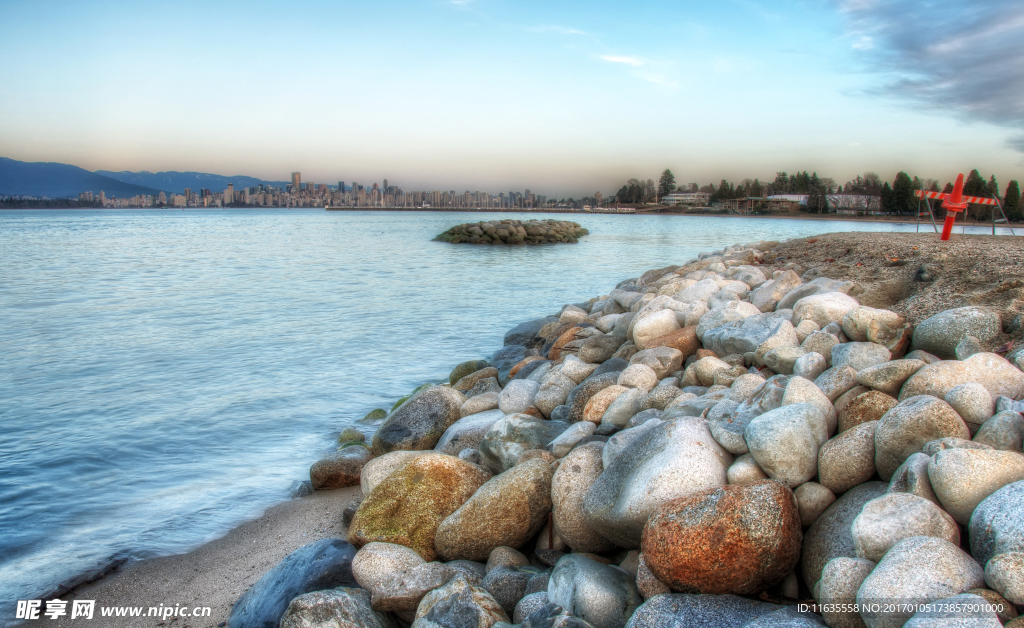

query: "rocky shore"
left=434, top=219, right=588, bottom=245
left=234, top=234, right=1024, bottom=628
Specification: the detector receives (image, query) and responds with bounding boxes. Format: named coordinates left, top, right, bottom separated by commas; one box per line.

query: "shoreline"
left=47, top=487, right=360, bottom=627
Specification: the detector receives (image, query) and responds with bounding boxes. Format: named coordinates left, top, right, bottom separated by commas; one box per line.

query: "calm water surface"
left=0, top=209, right=1015, bottom=607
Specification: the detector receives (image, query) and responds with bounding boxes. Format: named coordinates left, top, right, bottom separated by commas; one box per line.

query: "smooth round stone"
left=831, top=342, right=892, bottom=372
left=462, top=392, right=500, bottom=417
left=479, top=414, right=570, bottom=473
left=793, top=292, right=861, bottom=329
left=970, top=481, right=1024, bottom=574
left=633, top=309, right=682, bottom=350
left=856, top=536, right=986, bottom=628
left=818, top=421, right=879, bottom=494
left=842, top=306, right=905, bottom=342
left=644, top=326, right=701, bottom=359
left=535, top=372, right=575, bottom=417
left=436, top=409, right=506, bottom=456
left=782, top=376, right=838, bottom=438
left=795, top=482, right=836, bottom=527
left=764, top=346, right=807, bottom=375
left=309, top=445, right=373, bottom=490
left=900, top=352, right=1024, bottom=402
left=371, top=385, right=467, bottom=455
left=412, top=575, right=508, bottom=626
left=583, top=385, right=628, bottom=424
left=361, top=450, right=423, bottom=496
left=635, top=553, right=671, bottom=600
left=793, top=352, right=827, bottom=381
left=921, top=437, right=991, bottom=456
left=802, top=331, right=840, bottom=367
left=641, top=481, right=802, bottom=595
left=498, top=379, right=539, bottom=415
left=547, top=554, right=643, bottom=628
left=838, top=390, right=897, bottom=432
left=552, top=442, right=615, bottom=553
left=601, top=388, right=645, bottom=428
left=856, top=359, right=925, bottom=397
left=814, top=366, right=859, bottom=402
left=801, top=481, right=887, bottom=588
left=727, top=452, right=769, bottom=485
left=451, top=361, right=493, bottom=386
left=966, top=588, right=1019, bottom=625
left=618, top=363, right=659, bottom=393
left=694, top=356, right=733, bottom=386
left=851, top=492, right=959, bottom=562
left=280, top=588, right=394, bottom=628
left=795, top=319, right=821, bottom=343
left=816, top=557, right=875, bottom=628
left=579, top=334, right=627, bottom=364
left=483, top=565, right=542, bottom=617
left=833, top=385, right=871, bottom=417
left=974, top=412, right=1024, bottom=453
left=905, top=349, right=941, bottom=364
left=629, top=346, right=685, bottom=379
left=874, top=395, right=970, bottom=480
left=352, top=542, right=426, bottom=595
left=928, top=448, right=1024, bottom=525
left=728, top=373, right=767, bottom=402
left=911, top=306, right=1002, bottom=359
left=955, top=335, right=986, bottom=360
left=945, top=382, right=996, bottom=434
left=639, top=384, right=684, bottom=411
left=513, top=592, right=549, bottom=623
left=561, top=355, right=599, bottom=384
left=888, top=452, right=939, bottom=505
left=744, top=403, right=824, bottom=488
left=548, top=421, right=596, bottom=458
left=985, top=553, right=1024, bottom=606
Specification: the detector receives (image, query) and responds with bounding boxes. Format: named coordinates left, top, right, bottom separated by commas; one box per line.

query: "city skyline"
left=1, top=0, right=1022, bottom=196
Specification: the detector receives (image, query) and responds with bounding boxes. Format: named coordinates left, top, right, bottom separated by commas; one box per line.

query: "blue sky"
left=1, top=0, right=1022, bottom=195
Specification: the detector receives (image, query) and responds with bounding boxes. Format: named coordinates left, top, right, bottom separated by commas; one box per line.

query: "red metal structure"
left=913, top=173, right=1013, bottom=240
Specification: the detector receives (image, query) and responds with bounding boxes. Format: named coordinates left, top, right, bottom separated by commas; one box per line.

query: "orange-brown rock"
left=521, top=406, right=546, bottom=420
left=646, top=327, right=701, bottom=360
left=547, top=326, right=583, bottom=360
left=348, top=453, right=491, bottom=561
left=695, top=348, right=717, bottom=360
left=641, top=480, right=802, bottom=595
left=582, top=385, right=628, bottom=423
left=509, top=356, right=544, bottom=378
left=838, top=390, right=898, bottom=432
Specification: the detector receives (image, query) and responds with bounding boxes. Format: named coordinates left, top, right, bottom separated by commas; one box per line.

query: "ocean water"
left=0, top=209, right=1016, bottom=608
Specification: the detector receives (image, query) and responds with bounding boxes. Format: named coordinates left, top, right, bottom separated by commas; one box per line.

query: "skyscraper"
left=291, top=172, right=301, bottom=192
left=338, top=181, right=345, bottom=192
left=225, top=184, right=234, bottom=203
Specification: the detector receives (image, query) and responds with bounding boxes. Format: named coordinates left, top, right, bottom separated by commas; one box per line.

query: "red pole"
left=940, top=174, right=967, bottom=241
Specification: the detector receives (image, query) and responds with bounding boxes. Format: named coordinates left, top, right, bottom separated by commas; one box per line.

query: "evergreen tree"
left=657, top=169, right=677, bottom=199
left=963, top=169, right=986, bottom=196
left=891, top=172, right=915, bottom=215
left=1004, top=180, right=1021, bottom=221
left=880, top=182, right=893, bottom=213
left=986, top=175, right=999, bottom=198
left=750, top=179, right=763, bottom=197
left=616, top=185, right=629, bottom=203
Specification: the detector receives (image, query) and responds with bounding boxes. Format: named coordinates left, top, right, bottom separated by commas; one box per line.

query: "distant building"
left=291, top=172, right=301, bottom=192
left=225, top=184, right=234, bottom=204
left=662, top=191, right=710, bottom=205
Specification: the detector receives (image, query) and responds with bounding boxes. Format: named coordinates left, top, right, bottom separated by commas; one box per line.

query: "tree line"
left=612, top=169, right=1023, bottom=221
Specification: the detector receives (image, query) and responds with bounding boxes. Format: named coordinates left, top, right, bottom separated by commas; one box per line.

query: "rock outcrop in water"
left=435, top=219, right=589, bottom=245
left=266, top=236, right=1024, bottom=628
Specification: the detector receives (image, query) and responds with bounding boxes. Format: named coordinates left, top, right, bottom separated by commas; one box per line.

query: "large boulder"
left=702, top=313, right=799, bottom=365
left=801, top=482, right=887, bottom=588
left=552, top=442, right=615, bottom=553
left=280, top=588, right=397, bottom=628
left=874, top=395, right=970, bottom=480
left=583, top=417, right=732, bottom=548
left=970, top=480, right=1024, bottom=566
left=817, top=421, right=878, bottom=495
left=352, top=542, right=425, bottom=601
left=850, top=492, right=959, bottom=562
left=779, top=277, right=856, bottom=311
left=856, top=536, right=985, bottom=628
left=910, top=307, right=1002, bottom=359
left=435, top=410, right=506, bottom=456
left=899, top=353, right=1024, bottom=401
left=310, top=445, right=373, bottom=490
left=641, top=481, right=802, bottom=595
left=499, top=380, right=541, bottom=415
left=629, top=347, right=684, bottom=379
left=506, top=317, right=560, bottom=349
left=435, top=458, right=553, bottom=561
left=372, top=386, right=466, bottom=455
left=348, top=453, right=491, bottom=561
left=361, top=451, right=423, bottom=495
left=929, top=448, right=1024, bottom=525
left=815, top=557, right=875, bottom=628
left=744, top=403, right=825, bottom=488
left=411, top=574, right=509, bottom=628
left=792, top=292, right=860, bottom=329
left=227, top=539, right=359, bottom=628
left=548, top=554, right=643, bottom=628
left=624, top=593, right=784, bottom=628
left=479, top=414, right=569, bottom=473
left=830, top=343, right=891, bottom=372
left=751, top=270, right=802, bottom=312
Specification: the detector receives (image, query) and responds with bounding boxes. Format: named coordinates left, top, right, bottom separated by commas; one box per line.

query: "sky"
left=1, top=0, right=1023, bottom=196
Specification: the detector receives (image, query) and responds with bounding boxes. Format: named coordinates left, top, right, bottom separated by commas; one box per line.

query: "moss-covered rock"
left=435, top=219, right=588, bottom=245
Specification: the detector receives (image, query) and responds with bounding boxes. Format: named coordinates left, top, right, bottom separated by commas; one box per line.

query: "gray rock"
left=781, top=376, right=837, bottom=437
left=547, top=554, right=643, bottom=628
left=801, top=482, right=887, bottom=589
left=831, top=342, right=891, bottom=372
left=905, top=349, right=942, bottom=364
left=603, top=419, right=664, bottom=468
left=552, top=443, right=615, bottom=553
left=352, top=542, right=426, bottom=599
left=514, top=592, right=550, bottom=624
left=874, top=395, right=970, bottom=480
left=629, top=347, right=684, bottom=379
left=851, top=492, right=960, bottom=562
left=985, top=552, right=1024, bottom=606
left=764, top=346, right=807, bottom=375
left=565, top=373, right=621, bottom=423
left=955, top=335, right=986, bottom=360
left=814, top=366, right=859, bottom=402
left=970, top=480, right=1024, bottom=568
left=751, top=270, right=803, bottom=312
left=280, top=588, right=397, bottom=628
left=945, top=383, right=995, bottom=434
left=888, top=452, right=939, bottom=505
left=929, top=448, right=1024, bottom=524
left=548, top=422, right=596, bottom=458
left=624, top=593, right=783, bottom=628
left=793, top=352, right=827, bottom=381
left=484, top=565, right=545, bottom=617
left=584, top=417, right=731, bottom=548
left=436, top=410, right=506, bottom=456
left=802, top=332, right=840, bottom=367
left=795, top=481, right=836, bottom=527
left=521, top=602, right=596, bottom=628
left=601, top=388, right=645, bottom=428
left=371, top=561, right=457, bottom=615
left=857, top=536, right=985, bottom=628
left=815, top=557, right=875, bottom=628
left=466, top=377, right=503, bottom=399
left=579, top=334, right=627, bottom=364
left=709, top=375, right=790, bottom=455
left=309, top=445, right=373, bottom=490
left=778, top=277, right=856, bottom=311
left=372, top=386, right=467, bottom=455
left=506, top=317, right=560, bottom=349
left=744, top=403, right=824, bottom=487
left=900, top=352, right=1024, bottom=402
left=818, top=421, right=878, bottom=495
left=911, top=307, right=1002, bottom=359
left=513, top=360, right=551, bottom=382
left=494, top=345, right=540, bottom=386
left=973, top=411, right=1024, bottom=452
left=639, top=385, right=684, bottom=411
left=727, top=453, right=769, bottom=486
left=702, top=312, right=800, bottom=363
left=499, top=379, right=541, bottom=415
left=228, top=539, right=359, bottom=628
left=411, top=574, right=510, bottom=627
left=462, top=392, right=500, bottom=417
left=486, top=547, right=529, bottom=573
left=857, top=359, right=925, bottom=397
left=903, top=593, right=1002, bottom=627
left=792, top=292, right=861, bottom=329
left=479, top=414, right=570, bottom=473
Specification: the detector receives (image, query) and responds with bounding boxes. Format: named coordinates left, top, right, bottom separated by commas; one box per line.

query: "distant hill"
left=0, top=157, right=164, bottom=199
left=96, top=170, right=290, bottom=194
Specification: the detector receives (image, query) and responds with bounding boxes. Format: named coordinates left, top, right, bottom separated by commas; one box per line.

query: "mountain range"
left=0, top=157, right=289, bottom=198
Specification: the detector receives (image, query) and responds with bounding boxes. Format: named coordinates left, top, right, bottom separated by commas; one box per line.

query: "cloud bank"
left=841, top=0, right=1024, bottom=149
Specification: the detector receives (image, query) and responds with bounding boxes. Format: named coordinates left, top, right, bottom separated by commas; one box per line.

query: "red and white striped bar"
left=914, top=190, right=999, bottom=205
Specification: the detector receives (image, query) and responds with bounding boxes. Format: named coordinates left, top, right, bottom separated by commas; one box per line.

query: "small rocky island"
left=435, top=219, right=588, bottom=245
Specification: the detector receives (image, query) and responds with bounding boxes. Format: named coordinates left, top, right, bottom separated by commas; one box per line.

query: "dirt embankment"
left=758, top=232, right=1024, bottom=348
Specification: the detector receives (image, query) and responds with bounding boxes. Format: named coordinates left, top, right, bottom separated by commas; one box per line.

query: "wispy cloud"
left=600, top=55, right=645, bottom=67
left=838, top=0, right=1024, bottom=151
left=528, top=25, right=587, bottom=36
left=447, top=0, right=475, bottom=5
